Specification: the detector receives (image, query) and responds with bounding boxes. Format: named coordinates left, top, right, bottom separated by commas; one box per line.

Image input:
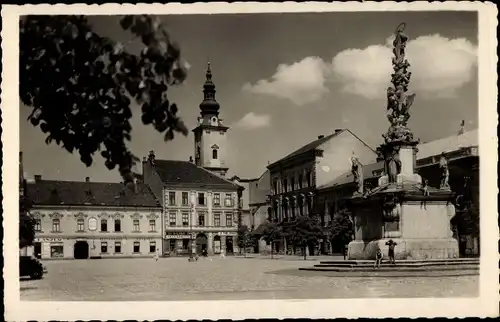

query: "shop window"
left=169, top=239, right=176, bottom=251
left=50, top=245, right=64, bottom=258
left=133, top=241, right=140, bottom=253
left=101, top=241, right=108, bottom=253
left=114, top=241, right=121, bottom=253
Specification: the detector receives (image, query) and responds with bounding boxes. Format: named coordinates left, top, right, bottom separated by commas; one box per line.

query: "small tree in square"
left=327, top=208, right=354, bottom=254
left=237, top=224, right=254, bottom=257
left=287, top=215, right=325, bottom=260
left=260, top=221, right=283, bottom=259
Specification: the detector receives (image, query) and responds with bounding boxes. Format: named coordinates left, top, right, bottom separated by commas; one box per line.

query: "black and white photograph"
left=2, top=2, right=498, bottom=320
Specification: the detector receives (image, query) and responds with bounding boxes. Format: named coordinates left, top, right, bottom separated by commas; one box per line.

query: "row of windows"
left=35, top=218, right=157, bottom=233
left=273, top=170, right=313, bottom=194
left=100, top=241, right=157, bottom=254
left=168, top=191, right=234, bottom=207
left=168, top=212, right=234, bottom=227
left=48, top=241, right=158, bottom=257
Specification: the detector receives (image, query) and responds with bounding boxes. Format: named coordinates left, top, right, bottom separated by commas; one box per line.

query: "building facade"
left=267, top=129, right=377, bottom=253
left=26, top=177, right=162, bottom=259
left=142, top=152, right=243, bottom=256
left=268, top=129, right=377, bottom=223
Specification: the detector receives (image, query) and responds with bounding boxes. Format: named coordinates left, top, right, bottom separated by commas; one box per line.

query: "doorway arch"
left=74, top=241, right=89, bottom=259
left=195, top=233, right=208, bottom=255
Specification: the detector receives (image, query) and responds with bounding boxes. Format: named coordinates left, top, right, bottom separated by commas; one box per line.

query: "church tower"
left=192, top=62, right=230, bottom=177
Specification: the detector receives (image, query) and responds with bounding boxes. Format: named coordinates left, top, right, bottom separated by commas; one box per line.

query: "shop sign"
left=35, top=237, right=63, bottom=243
left=218, top=232, right=237, bottom=236
left=165, top=233, right=192, bottom=239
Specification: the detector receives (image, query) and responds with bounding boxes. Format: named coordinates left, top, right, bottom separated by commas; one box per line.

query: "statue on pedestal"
left=439, top=153, right=450, bottom=190
left=384, top=22, right=417, bottom=145
left=350, top=154, right=364, bottom=195
left=385, top=148, right=402, bottom=183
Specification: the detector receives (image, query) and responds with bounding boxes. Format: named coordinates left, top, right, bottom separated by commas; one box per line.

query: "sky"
left=20, top=11, right=478, bottom=182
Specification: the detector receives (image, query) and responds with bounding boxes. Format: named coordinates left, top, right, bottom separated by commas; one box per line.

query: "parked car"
left=20, top=256, right=46, bottom=280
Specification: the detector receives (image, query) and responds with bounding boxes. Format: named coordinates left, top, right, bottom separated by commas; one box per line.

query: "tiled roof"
left=27, top=180, right=162, bottom=208
left=418, top=129, right=478, bottom=159
left=269, top=130, right=345, bottom=167
left=153, top=160, right=241, bottom=190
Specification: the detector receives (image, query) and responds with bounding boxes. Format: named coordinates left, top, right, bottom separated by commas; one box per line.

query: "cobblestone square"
left=20, top=257, right=479, bottom=301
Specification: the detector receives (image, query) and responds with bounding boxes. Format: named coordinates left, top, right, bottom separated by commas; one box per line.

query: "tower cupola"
left=199, top=62, right=220, bottom=117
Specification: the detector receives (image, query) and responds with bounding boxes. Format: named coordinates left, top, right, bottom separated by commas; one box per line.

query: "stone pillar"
left=399, top=146, right=415, bottom=176
left=207, top=232, right=214, bottom=255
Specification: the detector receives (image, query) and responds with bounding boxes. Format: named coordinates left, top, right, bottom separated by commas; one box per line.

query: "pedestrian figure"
left=220, top=250, right=225, bottom=260
left=374, top=248, right=383, bottom=269
left=386, top=239, right=397, bottom=264
left=154, top=248, right=159, bottom=262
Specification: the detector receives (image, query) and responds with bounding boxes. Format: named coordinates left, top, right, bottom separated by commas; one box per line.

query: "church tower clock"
left=192, top=62, right=230, bottom=177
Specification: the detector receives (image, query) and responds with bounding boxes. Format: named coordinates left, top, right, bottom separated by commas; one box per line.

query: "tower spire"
left=199, top=60, right=220, bottom=116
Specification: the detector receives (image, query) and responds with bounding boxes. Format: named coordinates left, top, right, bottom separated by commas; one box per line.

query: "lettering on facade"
left=35, top=237, right=64, bottom=243
left=165, top=232, right=192, bottom=239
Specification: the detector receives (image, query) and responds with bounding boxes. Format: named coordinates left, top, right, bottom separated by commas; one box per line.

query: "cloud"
left=331, top=34, right=477, bottom=99
left=242, top=56, right=330, bottom=106
left=234, top=112, right=271, bottom=129
left=244, top=34, right=477, bottom=103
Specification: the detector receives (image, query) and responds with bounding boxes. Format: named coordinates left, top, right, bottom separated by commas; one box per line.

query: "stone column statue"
left=350, top=155, right=364, bottom=194
left=439, top=153, right=450, bottom=190
left=386, top=148, right=402, bottom=183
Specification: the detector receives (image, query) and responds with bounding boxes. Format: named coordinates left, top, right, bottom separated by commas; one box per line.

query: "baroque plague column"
left=346, top=23, right=459, bottom=260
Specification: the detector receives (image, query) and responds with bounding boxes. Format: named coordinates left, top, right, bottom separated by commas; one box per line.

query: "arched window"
left=212, top=149, right=218, bottom=159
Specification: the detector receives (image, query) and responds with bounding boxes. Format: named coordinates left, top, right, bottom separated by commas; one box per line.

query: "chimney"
left=335, top=129, right=343, bottom=133
left=34, top=175, right=42, bottom=182
left=189, top=156, right=194, bottom=163
left=317, top=135, right=325, bottom=139
left=85, top=177, right=90, bottom=182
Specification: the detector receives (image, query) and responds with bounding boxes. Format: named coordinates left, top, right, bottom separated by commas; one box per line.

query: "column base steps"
left=298, top=258, right=479, bottom=277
